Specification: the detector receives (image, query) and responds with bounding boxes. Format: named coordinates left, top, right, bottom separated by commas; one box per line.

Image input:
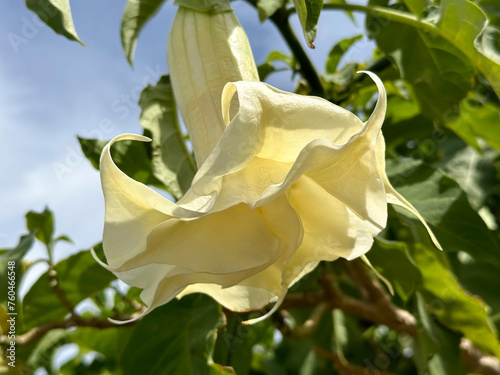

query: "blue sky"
left=0, top=1, right=373, bottom=295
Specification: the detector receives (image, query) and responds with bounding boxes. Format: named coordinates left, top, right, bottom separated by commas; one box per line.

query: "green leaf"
left=476, top=0, right=500, bottom=26
left=360, top=1, right=500, bottom=100
left=258, top=51, right=296, bottom=81
left=454, top=257, right=500, bottom=315
left=22, top=246, right=116, bottom=331
left=213, top=315, right=274, bottom=375
left=368, top=238, right=422, bottom=301
left=27, top=329, right=69, bottom=369
left=446, top=95, right=500, bottom=151
left=266, top=51, right=295, bottom=67
left=383, top=100, right=435, bottom=152
left=173, top=0, right=232, bottom=13
left=292, top=0, right=324, bottom=48
left=257, top=0, right=284, bottom=21
left=322, top=62, right=358, bottom=86
left=119, top=294, right=224, bottom=375
left=120, top=0, right=168, bottom=65
left=54, top=234, right=73, bottom=244
left=325, top=34, right=362, bottom=73
left=0, top=233, right=35, bottom=308
left=71, top=326, right=134, bottom=361
left=439, top=0, right=500, bottom=99
left=433, top=139, right=498, bottom=209
left=25, top=0, right=83, bottom=44
left=386, top=159, right=500, bottom=267
left=368, top=11, right=473, bottom=121
left=26, top=207, right=54, bottom=248
left=412, top=244, right=500, bottom=357
left=257, top=62, right=276, bottom=81
left=139, top=75, right=197, bottom=199
left=403, top=0, right=427, bottom=17
left=412, top=293, right=462, bottom=375
left=78, top=136, right=164, bottom=188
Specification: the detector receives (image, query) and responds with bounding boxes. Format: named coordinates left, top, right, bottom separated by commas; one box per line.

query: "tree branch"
left=0, top=314, right=138, bottom=346
left=461, top=339, right=500, bottom=375
left=281, top=261, right=500, bottom=375
left=279, top=302, right=329, bottom=339
left=48, top=268, right=75, bottom=314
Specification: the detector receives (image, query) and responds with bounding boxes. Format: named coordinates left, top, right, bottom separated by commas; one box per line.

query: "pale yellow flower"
left=94, top=6, right=440, bottom=323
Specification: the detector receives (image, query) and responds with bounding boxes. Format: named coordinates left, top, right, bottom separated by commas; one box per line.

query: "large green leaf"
left=476, top=0, right=500, bottom=26
left=454, top=258, right=500, bottom=315
left=368, top=9, right=473, bottom=120
left=78, top=136, right=164, bottom=188
left=292, top=0, right=324, bottom=48
left=0, top=233, right=35, bottom=309
left=433, top=138, right=498, bottom=209
left=138, top=75, right=197, bottom=199
left=22, top=246, right=116, bottom=331
left=119, top=294, right=224, bottom=375
left=368, top=238, right=422, bottom=301
left=412, top=244, right=500, bottom=356
left=386, top=159, right=500, bottom=267
left=25, top=0, right=83, bottom=44
left=439, top=0, right=500, bottom=99
left=69, top=325, right=135, bottom=373
left=446, top=95, right=500, bottom=151
left=120, top=0, right=168, bottom=65
left=357, top=0, right=500, bottom=100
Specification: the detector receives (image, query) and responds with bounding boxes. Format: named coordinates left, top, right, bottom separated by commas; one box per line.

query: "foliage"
left=4, top=0, right=500, bottom=374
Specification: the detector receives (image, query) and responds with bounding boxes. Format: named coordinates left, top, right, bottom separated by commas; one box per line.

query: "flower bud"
left=167, top=5, right=258, bottom=165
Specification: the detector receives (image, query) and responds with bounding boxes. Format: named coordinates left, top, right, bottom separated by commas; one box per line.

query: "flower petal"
left=108, top=203, right=283, bottom=275
left=100, top=134, right=191, bottom=269
left=375, top=135, right=443, bottom=250
left=177, top=194, right=303, bottom=312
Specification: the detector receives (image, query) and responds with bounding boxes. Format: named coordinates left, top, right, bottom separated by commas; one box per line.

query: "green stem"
left=270, top=9, right=325, bottom=97
left=245, top=0, right=324, bottom=97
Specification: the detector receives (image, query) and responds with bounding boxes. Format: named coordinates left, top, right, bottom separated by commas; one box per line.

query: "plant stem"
left=245, top=0, right=325, bottom=97
left=270, top=9, right=325, bottom=97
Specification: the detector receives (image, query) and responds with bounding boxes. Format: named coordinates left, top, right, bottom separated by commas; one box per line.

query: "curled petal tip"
left=242, top=289, right=287, bottom=325
left=108, top=315, right=140, bottom=325
left=361, top=255, right=394, bottom=296
left=90, top=247, right=110, bottom=269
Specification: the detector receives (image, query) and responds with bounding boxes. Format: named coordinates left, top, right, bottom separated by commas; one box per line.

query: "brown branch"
left=281, top=262, right=500, bottom=375
left=461, top=339, right=500, bottom=375
left=48, top=268, right=75, bottom=313
left=314, top=346, right=398, bottom=375
left=337, top=259, right=391, bottom=305
left=279, top=302, right=329, bottom=339
left=0, top=314, right=137, bottom=346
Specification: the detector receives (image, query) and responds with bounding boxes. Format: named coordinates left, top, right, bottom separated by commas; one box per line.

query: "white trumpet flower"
left=95, top=4, right=440, bottom=324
